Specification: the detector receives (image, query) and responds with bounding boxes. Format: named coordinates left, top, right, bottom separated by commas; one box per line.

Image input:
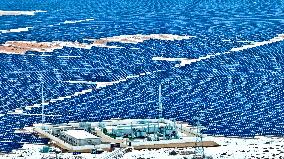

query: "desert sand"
left=0, top=34, right=193, bottom=54
left=0, top=10, right=46, bottom=16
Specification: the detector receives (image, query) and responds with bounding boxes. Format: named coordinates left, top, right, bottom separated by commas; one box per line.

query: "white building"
left=106, top=122, right=176, bottom=138
left=62, top=129, right=101, bottom=146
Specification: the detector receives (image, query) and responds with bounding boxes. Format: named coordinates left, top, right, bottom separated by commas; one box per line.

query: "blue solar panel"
left=1, top=0, right=284, bottom=153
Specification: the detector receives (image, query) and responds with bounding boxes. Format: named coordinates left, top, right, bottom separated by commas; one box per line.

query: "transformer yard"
left=5, top=118, right=219, bottom=158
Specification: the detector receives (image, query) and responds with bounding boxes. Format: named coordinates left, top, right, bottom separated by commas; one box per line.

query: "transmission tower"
left=193, top=111, right=205, bottom=158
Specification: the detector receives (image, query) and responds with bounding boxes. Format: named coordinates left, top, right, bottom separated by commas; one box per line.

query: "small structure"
left=103, top=119, right=178, bottom=140
left=62, top=130, right=101, bottom=146
left=52, top=125, right=75, bottom=136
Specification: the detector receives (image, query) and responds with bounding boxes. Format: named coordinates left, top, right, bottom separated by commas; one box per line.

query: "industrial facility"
left=16, top=118, right=218, bottom=158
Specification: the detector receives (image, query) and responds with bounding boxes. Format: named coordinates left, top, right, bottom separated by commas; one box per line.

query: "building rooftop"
left=63, top=130, right=99, bottom=140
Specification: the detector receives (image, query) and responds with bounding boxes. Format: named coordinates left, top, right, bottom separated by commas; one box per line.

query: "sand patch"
left=0, top=34, right=193, bottom=54
left=90, top=34, right=194, bottom=46
left=62, top=19, right=94, bottom=24
left=0, top=41, right=63, bottom=54
left=0, top=10, right=46, bottom=16
left=0, top=27, right=33, bottom=34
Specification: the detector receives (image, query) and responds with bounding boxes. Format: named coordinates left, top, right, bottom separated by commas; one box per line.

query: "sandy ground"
left=0, top=34, right=193, bottom=54
left=0, top=41, right=63, bottom=54
left=0, top=27, right=33, bottom=34
left=2, top=135, right=284, bottom=159
left=0, top=10, right=46, bottom=16
left=91, top=34, right=194, bottom=46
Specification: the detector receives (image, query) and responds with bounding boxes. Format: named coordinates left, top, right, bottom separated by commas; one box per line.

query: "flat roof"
left=63, top=130, right=99, bottom=140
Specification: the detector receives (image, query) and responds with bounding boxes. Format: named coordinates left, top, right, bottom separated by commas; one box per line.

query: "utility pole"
left=41, top=82, right=45, bottom=124
left=158, top=84, right=162, bottom=119
left=156, top=83, right=163, bottom=141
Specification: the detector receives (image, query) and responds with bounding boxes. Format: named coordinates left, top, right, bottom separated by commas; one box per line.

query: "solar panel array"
left=1, top=0, right=284, bottom=153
